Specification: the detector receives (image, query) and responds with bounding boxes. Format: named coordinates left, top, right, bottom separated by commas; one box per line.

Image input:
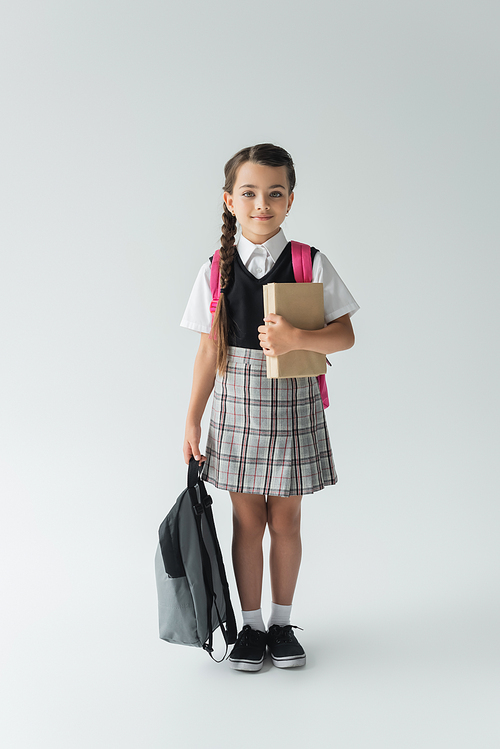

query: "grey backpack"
left=155, top=459, right=237, bottom=658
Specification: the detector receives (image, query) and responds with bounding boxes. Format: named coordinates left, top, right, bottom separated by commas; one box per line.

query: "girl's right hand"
left=183, top=424, right=206, bottom=466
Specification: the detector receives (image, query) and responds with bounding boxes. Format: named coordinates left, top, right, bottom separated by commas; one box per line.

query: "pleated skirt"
left=201, top=347, right=337, bottom=497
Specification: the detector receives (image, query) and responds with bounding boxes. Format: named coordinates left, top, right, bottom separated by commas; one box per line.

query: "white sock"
left=268, top=603, right=292, bottom=628
left=242, top=608, right=266, bottom=633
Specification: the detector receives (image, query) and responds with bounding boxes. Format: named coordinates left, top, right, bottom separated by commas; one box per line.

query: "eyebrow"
left=238, top=184, right=287, bottom=190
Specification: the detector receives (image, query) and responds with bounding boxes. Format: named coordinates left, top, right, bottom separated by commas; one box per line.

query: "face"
left=224, top=162, right=294, bottom=245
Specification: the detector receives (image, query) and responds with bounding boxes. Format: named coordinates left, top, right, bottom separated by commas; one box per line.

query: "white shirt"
left=180, top=229, right=359, bottom=334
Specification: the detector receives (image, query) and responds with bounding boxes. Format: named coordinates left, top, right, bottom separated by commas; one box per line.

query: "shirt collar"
left=237, top=228, right=288, bottom=264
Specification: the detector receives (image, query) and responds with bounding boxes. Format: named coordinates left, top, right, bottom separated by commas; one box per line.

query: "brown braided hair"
left=211, top=144, right=296, bottom=374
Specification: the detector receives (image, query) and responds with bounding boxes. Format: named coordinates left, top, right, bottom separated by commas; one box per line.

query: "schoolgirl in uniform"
left=181, top=144, right=359, bottom=671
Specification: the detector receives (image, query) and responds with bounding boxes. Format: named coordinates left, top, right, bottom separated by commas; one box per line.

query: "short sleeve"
left=180, top=260, right=213, bottom=334
left=312, top=252, right=360, bottom=324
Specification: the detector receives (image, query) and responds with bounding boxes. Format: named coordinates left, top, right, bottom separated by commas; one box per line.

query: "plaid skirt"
left=201, top=347, right=337, bottom=497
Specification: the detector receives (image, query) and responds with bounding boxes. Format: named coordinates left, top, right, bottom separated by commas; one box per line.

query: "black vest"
left=211, top=243, right=319, bottom=350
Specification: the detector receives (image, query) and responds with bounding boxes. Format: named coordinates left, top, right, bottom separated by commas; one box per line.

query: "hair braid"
left=211, top=204, right=237, bottom=374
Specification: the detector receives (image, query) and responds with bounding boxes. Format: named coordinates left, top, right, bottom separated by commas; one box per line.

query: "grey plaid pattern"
left=202, top=347, right=337, bottom=497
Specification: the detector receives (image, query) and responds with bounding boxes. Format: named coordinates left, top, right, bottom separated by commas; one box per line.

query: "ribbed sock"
left=268, top=602, right=292, bottom=628
left=242, top=608, right=266, bottom=633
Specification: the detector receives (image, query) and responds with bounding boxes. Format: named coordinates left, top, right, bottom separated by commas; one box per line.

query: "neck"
left=241, top=227, right=281, bottom=245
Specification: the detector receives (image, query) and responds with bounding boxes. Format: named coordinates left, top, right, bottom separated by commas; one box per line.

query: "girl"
left=181, top=144, right=359, bottom=671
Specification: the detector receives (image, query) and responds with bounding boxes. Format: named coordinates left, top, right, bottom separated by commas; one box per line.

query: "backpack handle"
left=187, top=456, right=202, bottom=488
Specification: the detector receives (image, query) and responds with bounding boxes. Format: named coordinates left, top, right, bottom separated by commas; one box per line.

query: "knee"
left=268, top=509, right=301, bottom=538
left=233, top=508, right=267, bottom=539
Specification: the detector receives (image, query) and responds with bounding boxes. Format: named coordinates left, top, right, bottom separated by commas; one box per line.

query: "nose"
left=255, top=195, right=270, bottom=211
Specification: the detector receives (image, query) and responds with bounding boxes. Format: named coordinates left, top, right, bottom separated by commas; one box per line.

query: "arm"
left=257, top=312, right=355, bottom=356
left=183, top=332, right=218, bottom=465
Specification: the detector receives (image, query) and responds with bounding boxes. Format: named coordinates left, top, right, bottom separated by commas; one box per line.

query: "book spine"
left=264, top=285, right=279, bottom=378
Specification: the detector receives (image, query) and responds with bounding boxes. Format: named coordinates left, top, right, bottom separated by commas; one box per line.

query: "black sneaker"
left=267, top=624, right=306, bottom=668
left=228, top=625, right=267, bottom=672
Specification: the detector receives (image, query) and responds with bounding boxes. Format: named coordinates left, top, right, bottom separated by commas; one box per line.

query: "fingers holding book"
left=258, top=313, right=298, bottom=357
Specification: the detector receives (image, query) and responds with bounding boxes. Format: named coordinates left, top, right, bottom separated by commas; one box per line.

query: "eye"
left=270, top=191, right=283, bottom=198
left=242, top=191, right=255, bottom=197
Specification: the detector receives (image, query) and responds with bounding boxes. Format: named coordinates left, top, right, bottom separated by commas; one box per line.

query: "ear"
left=223, top=192, right=234, bottom=214
left=287, top=192, right=294, bottom=212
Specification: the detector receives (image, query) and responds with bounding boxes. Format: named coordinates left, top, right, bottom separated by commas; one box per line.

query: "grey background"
left=1, top=1, right=499, bottom=747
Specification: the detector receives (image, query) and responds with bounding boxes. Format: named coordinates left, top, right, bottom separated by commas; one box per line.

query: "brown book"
left=262, top=283, right=327, bottom=378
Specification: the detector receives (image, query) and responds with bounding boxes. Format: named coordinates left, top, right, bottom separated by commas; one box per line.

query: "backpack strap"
left=189, top=482, right=226, bottom=660
left=198, top=480, right=237, bottom=646
left=291, top=241, right=313, bottom=284
left=187, top=459, right=237, bottom=658
left=209, top=250, right=221, bottom=321
left=290, top=241, right=329, bottom=409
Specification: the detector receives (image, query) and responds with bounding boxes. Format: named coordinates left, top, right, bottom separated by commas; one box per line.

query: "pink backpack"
left=210, top=241, right=329, bottom=409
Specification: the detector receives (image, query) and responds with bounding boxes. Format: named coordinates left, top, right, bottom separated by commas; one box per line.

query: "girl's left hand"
left=258, top=313, right=298, bottom=356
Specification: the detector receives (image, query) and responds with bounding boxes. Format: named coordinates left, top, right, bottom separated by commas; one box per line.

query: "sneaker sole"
left=271, top=654, right=306, bottom=668
left=229, top=657, right=264, bottom=672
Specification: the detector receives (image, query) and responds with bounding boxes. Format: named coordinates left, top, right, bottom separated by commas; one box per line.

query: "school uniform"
left=181, top=229, right=359, bottom=497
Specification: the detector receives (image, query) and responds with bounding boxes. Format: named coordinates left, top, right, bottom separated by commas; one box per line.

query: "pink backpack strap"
left=290, top=240, right=329, bottom=409
left=291, top=241, right=313, bottom=284
left=317, top=374, right=329, bottom=409
left=209, top=250, right=221, bottom=320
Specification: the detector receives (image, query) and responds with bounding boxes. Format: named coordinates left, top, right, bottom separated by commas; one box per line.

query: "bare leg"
left=229, top=492, right=268, bottom=611
left=267, top=495, right=302, bottom=606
